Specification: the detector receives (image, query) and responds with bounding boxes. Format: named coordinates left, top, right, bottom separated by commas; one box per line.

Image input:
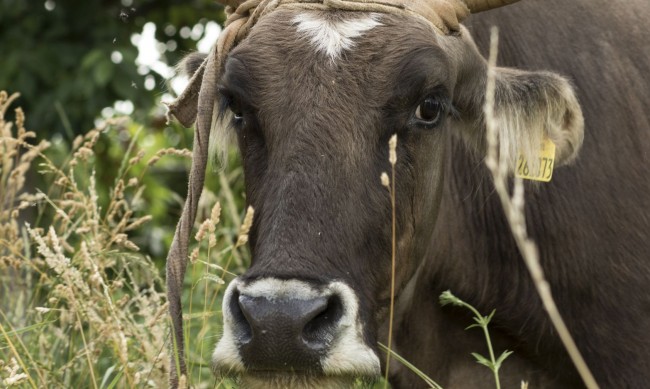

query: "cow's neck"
left=419, top=137, right=580, bottom=382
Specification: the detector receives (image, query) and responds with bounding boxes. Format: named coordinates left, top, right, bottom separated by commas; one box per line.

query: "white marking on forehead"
left=292, top=12, right=382, bottom=61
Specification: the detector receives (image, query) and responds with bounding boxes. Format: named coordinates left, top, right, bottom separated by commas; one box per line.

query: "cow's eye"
left=414, top=97, right=443, bottom=126
left=228, top=100, right=244, bottom=123
left=218, top=88, right=246, bottom=126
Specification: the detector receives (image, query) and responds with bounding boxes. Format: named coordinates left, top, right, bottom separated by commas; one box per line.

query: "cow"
left=164, top=0, right=650, bottom=387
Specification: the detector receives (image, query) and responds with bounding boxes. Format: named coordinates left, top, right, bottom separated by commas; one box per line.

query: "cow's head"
left=166, top=0, right=584, bottom=387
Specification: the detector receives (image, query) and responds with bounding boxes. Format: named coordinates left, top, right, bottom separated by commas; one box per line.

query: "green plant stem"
left=440, top=291, right=503, bottom=389
left=481, top=321, right=500, bottom=389
left=465, top=305, right=501, bottom=389
left=0, top=311, right=40, bottom=389
left=199, top=243, right=212, bottom=385
left=188, top=259, right=197, bottom=382
left=466, top=304, right=500, bottom=389
left=54, top=101, right=75, bottom=141
left=75, top=311, right=99, bottom=389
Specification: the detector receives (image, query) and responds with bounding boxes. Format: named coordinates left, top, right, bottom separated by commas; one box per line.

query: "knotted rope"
left=164, top=0, right=513, bottom=387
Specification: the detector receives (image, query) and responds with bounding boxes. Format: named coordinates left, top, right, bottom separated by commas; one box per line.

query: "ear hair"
left=447, top=28, right=584, bottom=174
left=208, top=101, right=237, bottom=169
left=178, top=52, right=208, bottom=77
left=490, top=69, right=584, bottom=171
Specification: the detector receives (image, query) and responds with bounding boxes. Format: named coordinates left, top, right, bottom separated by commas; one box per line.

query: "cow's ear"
left=179, top=52, right=208, bottom=77
left=488, top=69, right=584, bottom=167
left=166, top=52, right=209, bottom=128
left=451, top=35, right=584, bottom=170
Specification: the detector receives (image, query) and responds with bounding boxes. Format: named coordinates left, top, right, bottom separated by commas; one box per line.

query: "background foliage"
left=0, top=1, right=253, bottom=387
left=0, top=0, right=237, bottom=257
left=0, top=0, right=225, bottom=137
left=0, top=93, right=250, bottom=386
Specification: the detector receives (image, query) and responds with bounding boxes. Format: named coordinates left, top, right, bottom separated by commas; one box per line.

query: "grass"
left=378, top=343, right=443, bottom=389
left=439, top=291, right=512, bottom=389
left=482, top=29, right=598, bottom=389
left=0, top=91, right=249, bottom=387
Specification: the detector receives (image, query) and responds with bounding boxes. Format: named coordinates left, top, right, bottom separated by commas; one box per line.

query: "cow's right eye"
left=414, top=97, right=444, bottom=127
left=218, top=87, right=247, bottom=127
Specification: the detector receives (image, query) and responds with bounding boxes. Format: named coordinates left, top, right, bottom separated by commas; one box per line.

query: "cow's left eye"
left=228, top=99, right=244, bottom=124
left=414, top=97, right=443, bottom=126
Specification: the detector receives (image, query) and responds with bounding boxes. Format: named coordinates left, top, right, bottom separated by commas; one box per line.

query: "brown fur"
left=180, top=0, right=649, bottom=387
left=393, top=1, right=650, bottom=387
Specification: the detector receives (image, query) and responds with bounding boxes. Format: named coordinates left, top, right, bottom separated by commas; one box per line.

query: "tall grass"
left=482, top=29, right=598, bottom=389
left=0, top=91, right=248, bottom=388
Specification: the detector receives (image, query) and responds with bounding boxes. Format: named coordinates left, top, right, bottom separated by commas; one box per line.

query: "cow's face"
left=207, top=9, right=583, bottom=388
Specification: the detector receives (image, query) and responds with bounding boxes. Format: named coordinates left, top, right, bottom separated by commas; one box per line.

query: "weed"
left=378, top=343, right=443, bottom=389
left=439, top=290, right=512, bottom=389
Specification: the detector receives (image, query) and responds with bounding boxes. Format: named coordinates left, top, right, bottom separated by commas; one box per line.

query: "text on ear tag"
left=516, top=138, right=556, bottom=182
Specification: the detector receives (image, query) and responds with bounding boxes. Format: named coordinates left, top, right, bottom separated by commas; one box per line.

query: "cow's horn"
left=461, top=0, right=521, bottom=13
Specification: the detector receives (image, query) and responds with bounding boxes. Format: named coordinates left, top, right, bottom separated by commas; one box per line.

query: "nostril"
left=302, top=294, right=343, bottom=349
left=229, top=290, right=252, bottom=343
left=232, top=287, right=349, bottom=371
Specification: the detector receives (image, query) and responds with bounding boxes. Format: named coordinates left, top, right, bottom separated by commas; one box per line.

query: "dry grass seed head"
left=147, top=147, right=192, bottom=166
left=14, top=107, right=25, bottom=133
left=2, top=357, right=28, bottom=386
left=389, top=134, right=397, bottom=165
left=381, top=172, right=390, bottom=188
left=128, top=150, right=145, bottom=166
left=1, top=92, right=171, bottom=385
left=236, top=206, right=255, bottom=247
left=211, top=201, right=221, bottom=225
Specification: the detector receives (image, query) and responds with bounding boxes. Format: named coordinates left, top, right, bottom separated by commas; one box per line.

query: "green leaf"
left=471, top=352, right=493, bottom=369
left=485, top=309, right=496, bottom=324
left=93, top=59, right=114, bottom=87
left=378, top=343, right=444, bottom=389
left=81, top=49, right=105, bottom=70
left=0, top=320, right=55, bottom=345
left=439, top=290, right=458, bottom=307
left=494, top=350, right=514, bottom=370
left=472, top=316, right=484, bottom=326
left=100, top=365, right=116, bottom=389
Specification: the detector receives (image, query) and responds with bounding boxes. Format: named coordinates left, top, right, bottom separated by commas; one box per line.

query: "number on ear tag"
left=516, top=138, right=556, bottom=182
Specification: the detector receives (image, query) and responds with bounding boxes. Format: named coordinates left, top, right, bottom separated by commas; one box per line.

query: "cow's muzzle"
left=212, top=278, right=380, bottom=384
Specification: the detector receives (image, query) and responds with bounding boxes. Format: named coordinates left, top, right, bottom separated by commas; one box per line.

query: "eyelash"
left=218, top=94, right=244, bottom=127
left=408, top=96, right=455, bottom=129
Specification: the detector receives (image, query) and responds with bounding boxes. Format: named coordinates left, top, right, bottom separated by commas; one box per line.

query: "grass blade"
left=378, top=342, right=443, bottom=389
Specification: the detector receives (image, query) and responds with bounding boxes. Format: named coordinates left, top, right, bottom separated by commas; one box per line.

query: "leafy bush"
left=0, top=0, right=225, bottom=137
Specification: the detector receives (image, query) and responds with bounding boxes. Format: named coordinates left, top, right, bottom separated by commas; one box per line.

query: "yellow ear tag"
left=516, top=138, right=556, bottom=182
